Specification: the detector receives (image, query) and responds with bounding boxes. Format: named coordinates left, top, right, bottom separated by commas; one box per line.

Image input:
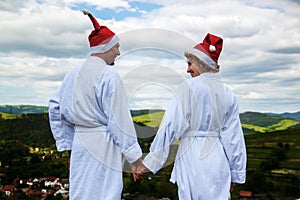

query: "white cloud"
left=62, top=0, right=132, bottom=11
left=0, top=1, right=90, bottom=57
left=0, top=0, right=300, bottom=113
left=0, top=55, right=84, bottom=105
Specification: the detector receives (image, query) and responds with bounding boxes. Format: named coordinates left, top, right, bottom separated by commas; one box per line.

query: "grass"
left=132, top=111, right=165, bottom=128
left=242, top=123, right=268, bottom=133
left=242, top=119, right=299, bottom=133
left=245, top=128, right=300, bottom=172
left=268, top=119, right=300, bottom=131
left=242, top=119, right=300, bottom=133
left=132, top=110, right=300, bottom=134
left=0, top=112, right=21, bottom=119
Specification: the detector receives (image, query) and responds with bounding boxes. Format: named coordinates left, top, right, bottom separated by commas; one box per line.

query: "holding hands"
left=131, top=158, right=148, bottom=181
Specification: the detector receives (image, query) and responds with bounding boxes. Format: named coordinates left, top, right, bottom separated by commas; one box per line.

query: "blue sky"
left=70, top=1, right=162, bottom=20
left=0, top=0, right=300, bottom=113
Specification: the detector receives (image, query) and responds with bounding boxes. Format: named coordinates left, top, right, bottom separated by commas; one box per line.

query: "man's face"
left=186, top=60, right=200, bottom=77
left=107, top=43, right=121, bottom=66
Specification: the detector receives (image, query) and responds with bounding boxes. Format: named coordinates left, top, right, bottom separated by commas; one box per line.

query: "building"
left=239, top=190, right=253, bottom=200
left=3, top=185, right=16, bottom=196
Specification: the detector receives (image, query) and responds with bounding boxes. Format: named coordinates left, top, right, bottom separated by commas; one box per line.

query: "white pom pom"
left=82, top=9, right=90, bottom=15
left=209, top=45, right=216, bottom=52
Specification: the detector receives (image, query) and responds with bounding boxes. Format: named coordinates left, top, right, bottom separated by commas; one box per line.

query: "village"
left=0, top=174, right=69, bottom=199
left=0, top=175, right=255, bottom=200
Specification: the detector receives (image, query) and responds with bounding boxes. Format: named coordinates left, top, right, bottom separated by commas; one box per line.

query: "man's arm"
left=48, top=86, right=73, bottom=152
left=99, top=72, right=143, bottom=164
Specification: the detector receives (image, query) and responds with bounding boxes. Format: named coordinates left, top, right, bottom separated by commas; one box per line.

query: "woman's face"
left=186, top=59, right=200, bottom=77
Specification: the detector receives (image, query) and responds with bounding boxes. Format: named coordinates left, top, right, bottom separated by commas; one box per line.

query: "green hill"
left=0, top=105, right=48, bottom=115
left=241, top=112, right=283, bottom=126
left=132, top=110, right=165, bottom=128
left=131, top=110, right=300, bottom=134
left=1, top=106, right=299, bottom=134
left=0, top=112, right=22, bottom=119
left=0, top=113, right=54, bottom=147
left=240, top=112, right=300, bottom=134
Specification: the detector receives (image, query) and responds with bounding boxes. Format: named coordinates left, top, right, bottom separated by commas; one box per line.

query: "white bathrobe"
left=48, top=56, right=142, bottom=200
left=143, top=72, right=247, bottom=200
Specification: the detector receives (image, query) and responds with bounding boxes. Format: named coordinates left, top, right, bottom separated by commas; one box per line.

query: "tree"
left=30, top=154, right=42, bottom=164
left=271, top=147, right=287, bottom=161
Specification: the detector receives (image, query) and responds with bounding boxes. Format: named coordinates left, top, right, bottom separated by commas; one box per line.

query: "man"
left=137, top=33, right=247, bottom=199
left=48, top=10, right=142, bottom=200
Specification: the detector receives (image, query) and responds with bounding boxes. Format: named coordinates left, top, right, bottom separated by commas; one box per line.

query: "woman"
left=137, top=33, right=247, bottom=200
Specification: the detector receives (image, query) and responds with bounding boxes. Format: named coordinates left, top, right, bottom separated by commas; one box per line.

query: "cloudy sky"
left=0, top=0, right=300, bottom=113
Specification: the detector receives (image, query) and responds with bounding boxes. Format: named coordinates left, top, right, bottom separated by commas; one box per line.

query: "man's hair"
left=184, top=52, right=220, bottom=73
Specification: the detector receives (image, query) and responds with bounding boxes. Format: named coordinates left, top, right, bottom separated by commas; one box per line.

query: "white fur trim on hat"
left=190, top=48, right=217, bottom=69
left=90, top=35, right=119, bottom=54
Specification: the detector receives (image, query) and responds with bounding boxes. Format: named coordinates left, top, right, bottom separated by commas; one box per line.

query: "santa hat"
left=189, top=33, right=223, bottom=69
left=83, top=9, right=119, bottom=54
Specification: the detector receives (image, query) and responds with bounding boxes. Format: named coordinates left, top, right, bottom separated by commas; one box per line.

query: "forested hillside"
left=0, top=113, right=54, bottom=147
left=0, top=112, right=157, bottom=148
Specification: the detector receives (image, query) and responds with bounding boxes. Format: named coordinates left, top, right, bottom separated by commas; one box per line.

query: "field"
left=0, top=112, right=21, bottom=119
left=242, top=119, right=300, bottom=133
left=245, top=128, right=300, bottom=172
left=132, top=110, right=164, bottom=128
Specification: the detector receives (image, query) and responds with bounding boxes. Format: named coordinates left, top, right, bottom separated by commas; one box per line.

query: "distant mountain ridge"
left=266, top=111, right=300, bottom=121
left=1, top=105, right=299, bottom=118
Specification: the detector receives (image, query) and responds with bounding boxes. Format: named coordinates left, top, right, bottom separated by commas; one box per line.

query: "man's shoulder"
left=102, top=67, right=120, bottom=78
left=98, top=67, right=122, bottom=86
left=62, top=65, right=81, bottom=81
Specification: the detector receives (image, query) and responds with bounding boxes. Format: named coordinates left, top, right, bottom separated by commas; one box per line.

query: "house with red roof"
left=239, top=190, right=253, bottom=200
left=3, top=185, right=16, bottom=196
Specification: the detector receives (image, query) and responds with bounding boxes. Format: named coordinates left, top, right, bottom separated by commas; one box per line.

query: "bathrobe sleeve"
left=48, top=83, right=74, bottom=152
left=142, top=82, right=190, bottom=173
left=48, top=69, right=77, bottom=152
left=98, top=71, right=142, bottom=164
left=220, top=93, right=247, bottom=183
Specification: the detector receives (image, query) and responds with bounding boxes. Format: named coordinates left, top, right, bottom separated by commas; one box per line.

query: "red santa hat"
left=189, top=33, right=223, bottom=69
left=83, top=9, right=119, bottom=54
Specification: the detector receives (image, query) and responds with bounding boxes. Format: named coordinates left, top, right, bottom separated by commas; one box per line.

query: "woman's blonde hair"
left=184, top=52, right=220, bottom=73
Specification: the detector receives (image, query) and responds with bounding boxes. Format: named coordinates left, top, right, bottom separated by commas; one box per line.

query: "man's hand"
left=135, top=161, right=148, bottom=180
left=131, top=158, right=142, bottom=182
